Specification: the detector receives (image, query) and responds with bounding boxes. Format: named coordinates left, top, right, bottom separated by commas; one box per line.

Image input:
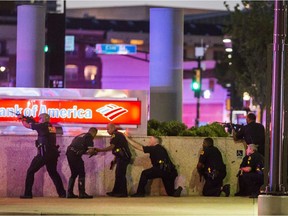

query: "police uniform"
left=236, top=152, right=264, bottom=196
left=109, top=130, right=131, bottom=197
left=66, top=132, right=95, bottom=198
left=198, top=145, right=227, bottom=196
left=133, top=144, right=180, bottom=197
left=235, top=121, right=265, bottom=156
left=22, top=121, right=66, bottom=198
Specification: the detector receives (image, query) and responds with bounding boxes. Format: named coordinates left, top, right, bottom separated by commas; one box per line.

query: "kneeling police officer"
left=125, top=135, right=182, bottom=197
left=197, top=137, right=230, bottom=197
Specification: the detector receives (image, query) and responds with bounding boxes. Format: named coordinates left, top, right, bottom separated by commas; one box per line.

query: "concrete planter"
left=0, top=135, right=245, bottom=197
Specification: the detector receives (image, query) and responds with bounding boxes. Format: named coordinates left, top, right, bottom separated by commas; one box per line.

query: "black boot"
left=222, top=184, right=230, bottom=197
left=67, top=177, right=78, bottom=198
left=78, top=177, right=93, bottom=199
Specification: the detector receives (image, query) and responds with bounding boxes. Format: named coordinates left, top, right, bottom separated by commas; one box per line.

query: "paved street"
left=0, top=196, right=257, bottom=216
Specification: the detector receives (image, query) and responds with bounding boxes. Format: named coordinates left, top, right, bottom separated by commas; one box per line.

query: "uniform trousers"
left=238, top=172, right=264, bottom=195
left=136, top=166, right=178, bottom=196
left=24, top=153, right=65, bottom=197
left=112, top=157, right=130, bottom=195
left=66, top=151, right=85, bottom=179
left=203, top=170, right=226, bottom=196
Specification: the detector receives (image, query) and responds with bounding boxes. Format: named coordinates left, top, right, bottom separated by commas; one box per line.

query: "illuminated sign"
left=0, top=99, right=141, bottom=125
left=95, top=44, right=137, bottom=54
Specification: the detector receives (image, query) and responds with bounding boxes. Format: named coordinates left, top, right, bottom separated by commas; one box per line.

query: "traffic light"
left=191, top=68, right=201, bottom=97
left=44, top=45, right=49, bottom=53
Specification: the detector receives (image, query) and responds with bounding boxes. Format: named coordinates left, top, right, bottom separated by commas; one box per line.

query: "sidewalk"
left=0, top=196, right=258, bottom=216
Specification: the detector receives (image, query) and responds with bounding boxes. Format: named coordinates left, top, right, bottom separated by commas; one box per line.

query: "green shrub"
left=147, top=128, right=163, bottom=137
left=180, top=129, right=198, bottom=136
left=161, top=120, right=187, bottom=136
left=147, top=120, right=229, bottom=137
left=208, top=122, right=229, bottom=137
left=148, top=119, right=161, bottom=130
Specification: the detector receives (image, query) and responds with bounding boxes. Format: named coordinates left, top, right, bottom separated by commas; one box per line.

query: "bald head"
left=107, top=123, right=116, bottom=135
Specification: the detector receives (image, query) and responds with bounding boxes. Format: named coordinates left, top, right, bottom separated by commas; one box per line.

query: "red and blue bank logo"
left=0, top=99, right=141, bottom=125
left=96, top=104, right=128, bottom=121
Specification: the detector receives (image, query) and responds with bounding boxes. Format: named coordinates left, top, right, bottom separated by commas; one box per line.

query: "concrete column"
left=258, top=195, right=288, bottom=215
left=16, top=5, right=46, bottom=87
left=149, top=8, right=183, bottom=122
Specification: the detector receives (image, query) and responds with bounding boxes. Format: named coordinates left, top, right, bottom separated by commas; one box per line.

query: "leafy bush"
left=147, top=120, right=229, bottom=137
left=207, top=122, right=229, bottom=137
left=180, top=129, right=198, bottom=136
left=161, top=120, right=187, bottom=136
left=147, top=128, right=163, bottom=137
left=148, top=119, right=161, bottom=130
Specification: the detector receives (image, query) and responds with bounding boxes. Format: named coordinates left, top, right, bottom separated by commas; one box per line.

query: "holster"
left=158, top=159, right=173, bottom=173
left=35, top=140, right=46, bottom=157
left=206, top=168, right=219, bottom=180
left=113, top=147, right=131, bottom=161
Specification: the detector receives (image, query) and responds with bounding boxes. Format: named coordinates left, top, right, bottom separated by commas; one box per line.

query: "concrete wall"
left=0, top=135, right=245, bottom=197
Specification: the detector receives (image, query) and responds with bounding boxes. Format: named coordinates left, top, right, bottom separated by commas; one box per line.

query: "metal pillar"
left=195, top=57, right=201, bottom=127
left=268, top=0, right=287, bottom=194
left=258, top=2, right=288, bottom=214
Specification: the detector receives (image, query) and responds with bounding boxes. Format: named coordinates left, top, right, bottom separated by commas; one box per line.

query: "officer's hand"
left=87, top=147, right=97, bottom=156
left=17, top=114, right=24, bottom=121
left=124, top=129, right=132, bottom=139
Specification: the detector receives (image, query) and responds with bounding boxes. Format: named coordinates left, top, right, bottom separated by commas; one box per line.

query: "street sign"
left=95, top=44, right=137, bottom=54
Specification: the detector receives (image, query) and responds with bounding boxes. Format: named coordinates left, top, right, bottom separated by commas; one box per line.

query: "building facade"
left=0, top=4, right=231, bottom=127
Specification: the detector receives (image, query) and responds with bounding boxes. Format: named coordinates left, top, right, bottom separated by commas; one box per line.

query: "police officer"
left=197, top=137, right=230, bottom=197
left=125, top=135, right=183, bottom=197
left=233, top=113, right=265, bottom=156
left=66, top=127, right=98, bottom=199
left=235, top=144, right=264, bottom=198
left=18, top=113, right=66, bottom=199
left=88, top=123, right=131, bottom=197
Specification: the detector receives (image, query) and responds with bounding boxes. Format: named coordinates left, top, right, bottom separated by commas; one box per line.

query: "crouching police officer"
left=125, top=135, right=183, bottom=197
left=66, top=127, right=98, bottom=199
left=18, top=113, right=66, bottom=199
left=235, top=144, right=264, bottom=198
left=197, top=137, right=230, bottom=197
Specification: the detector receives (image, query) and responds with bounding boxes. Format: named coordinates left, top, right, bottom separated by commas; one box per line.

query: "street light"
left=0, top=66, right=6, bottom=72
left=193, top=46, right=205, bottom=127
left=203, top=90, right=211, bottom=99
left=223, top=38, right=231, bottom=43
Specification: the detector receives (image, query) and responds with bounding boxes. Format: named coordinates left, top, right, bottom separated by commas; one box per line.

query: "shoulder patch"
left=48, top=126, right=56, bottom=133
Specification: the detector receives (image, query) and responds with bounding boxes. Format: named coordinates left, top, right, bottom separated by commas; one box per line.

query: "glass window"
left=65, top=64, right=78, bottom=80
left=84, top=65, right=97, bottom=80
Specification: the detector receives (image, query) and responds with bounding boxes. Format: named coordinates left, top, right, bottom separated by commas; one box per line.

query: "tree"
left=215, top=1, right=274, bottom=113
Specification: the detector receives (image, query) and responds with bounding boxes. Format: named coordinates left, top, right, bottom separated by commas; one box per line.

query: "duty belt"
left=68, top=146, right=83, bottom=155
